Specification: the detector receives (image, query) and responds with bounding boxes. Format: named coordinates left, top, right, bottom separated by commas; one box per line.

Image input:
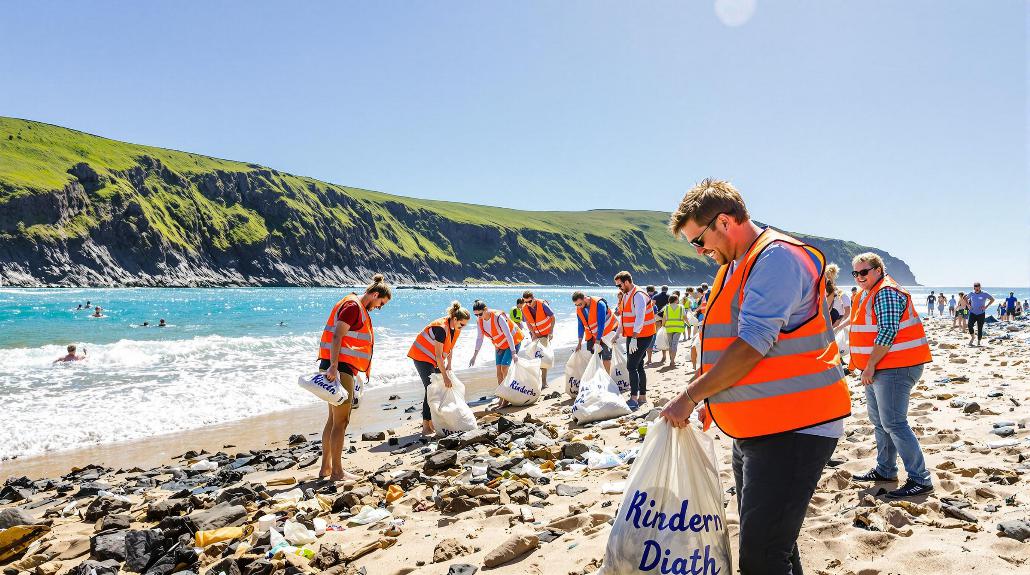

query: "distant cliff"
left=0, top=117, right=917, bottom=287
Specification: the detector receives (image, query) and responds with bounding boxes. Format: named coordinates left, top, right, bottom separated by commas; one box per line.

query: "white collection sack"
left=834, top=328, right=850, bottom=360
left=609, top=343, right=631, bottom=394
left=351, top=374, right=365, bottom=408
left=571, top=353, right=631, bottom=425
left=523, top=338, right=555, bottom=369
left=655, top=327, right=670, bottom=351
left=297, top=373, right=350, bottom=406
left=564, top=347, right=592, bottom=396
left=494, top=357, right=542, bottom=406
left=599, top=419, right=732, bottom=575
left=427, top=370, right=478, bottom=435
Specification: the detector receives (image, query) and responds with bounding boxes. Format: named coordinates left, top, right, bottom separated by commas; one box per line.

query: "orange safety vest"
left=318, top=294, right=374, bottom=376
left=479, top=310, right=524, bottom=350
left=407, top=317, right=461, bottom=365
left=701, top=229, right=851, bottom=439
left=849, top=292, right=861, bottom=322
left=848, top=275, right=932, bottom=371
left=576, top=297, right=618, bottom=341
left=521, top=300, right=555, bottom=336
left=619, top=285, right=657, bottom=338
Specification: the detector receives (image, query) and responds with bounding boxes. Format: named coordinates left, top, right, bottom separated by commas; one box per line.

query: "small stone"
left=942, top=505, right=978, bottom=523
left=361, top=431, right=386, bottom=441
left=555, top=484, right=588, bottom=497
left=424, top=450, right=459, bottom=473
left=962, top=402, right=980, bottom=414
left=447, top=564, right=478, bottom=575
left=561, top=443, right=590, bottom=460
left=96, top=514, right=131, bottom=532
left=84, top=495, right=132, bottom=522
left=76, top=482, right=112, bottom=498
left=433, top=538, right=473, bottom=563
left=482, top=534, right=539, bottom=568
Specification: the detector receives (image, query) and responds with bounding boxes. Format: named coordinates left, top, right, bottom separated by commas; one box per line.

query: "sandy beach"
left=2, top=319, right=1029, bottom=575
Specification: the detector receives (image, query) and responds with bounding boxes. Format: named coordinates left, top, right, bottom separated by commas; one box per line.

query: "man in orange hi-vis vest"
left=661, top=178, right=851, bottom=575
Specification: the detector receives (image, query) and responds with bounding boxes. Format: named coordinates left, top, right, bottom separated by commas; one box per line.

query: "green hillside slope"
left=0, top=117, right=916, bottom=286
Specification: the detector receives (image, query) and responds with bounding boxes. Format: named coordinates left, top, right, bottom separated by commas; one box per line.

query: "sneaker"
left=885, top=480, right=934, bottom=499
left=852, top=469, right=898, bottom=482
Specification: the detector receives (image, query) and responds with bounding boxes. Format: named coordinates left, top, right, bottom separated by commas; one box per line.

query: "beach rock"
left=555, top=484, right=588, bottom=497
left=90, top=529, right=128, bottom=562
left=69, top=560, right=121, bottom=575
left=425, top=450, right=459, bottom=473
left=385, top=470, right=423, bottom=491
left=0, top=485, right=32, bottom=502
left=0, top=507, right=40, bottom=529
left=96, top=514, right=132, bottom=532
left=124, top=529, right=165, bottom=573
left=288, top=434, right=307, bottom=445
left=497, top=417, right=516, bottom=434
left=205, top=557, right=240, bottom=575
left=962, top=402, right=981, bottom=414
left=35, top=561, right=62, bottom=575
left=84, top=495, right=132, bottom=521
left=447, top=565, right=478, bottom=575
left=442, top=496, right=480, bottom=515
left=545, top=513, right=612, bottom=532
left=312, top=543, right=345, bottom=570
left=561, top=443, right=590, bottom=460
left=997, top=519, right=1030, bottom=542
left=187, top=502, right=247, bottom=531
left=215, top=485, right=259, bottom=506
left=361, top=431, right=386, bottom=442
left=143, top=544, right=198, bottom=575
left=433, top=538, right=473, bottom=563
left=482, top=534, right=539, bottom=568
left=77, top=482, right=112, bottom=498
left=942, top=505, right=978, bottom=523
left=146, top=499, right=190, bottom=521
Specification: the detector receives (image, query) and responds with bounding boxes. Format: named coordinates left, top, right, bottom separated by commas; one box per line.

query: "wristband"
left=686, top=389, right=699, bottom=404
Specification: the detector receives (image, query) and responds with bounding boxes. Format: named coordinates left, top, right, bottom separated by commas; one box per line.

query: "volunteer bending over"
left=469, top=300, right=524, bottom=405
left=317, top=273, right=392, bottom=482
left=660, top=179, right=851, bottom=575
left=407, top=301, right=471, bottom=436
left=572, top=291, right=619, bottom=372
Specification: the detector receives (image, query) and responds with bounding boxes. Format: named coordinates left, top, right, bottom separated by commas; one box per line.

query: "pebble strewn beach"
left=1, top=319, right=1028, bottom=575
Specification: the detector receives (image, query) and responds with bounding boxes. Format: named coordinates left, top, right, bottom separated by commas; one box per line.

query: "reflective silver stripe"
left=708, top=366, right=845, bottom=404
left=703, top=323, right=737, bottom=339
left=766, top=332, right=834, bottom=358
left=850, top=324, right=878, bottom=333
left=899, top=316, right=923, bottom=329
left=338, top=348, right=371, bottom=360
left=412, top=340, right=436, bottom=358
left=347, top=331, right=372, bottom=342
left=641, top=317, right=655, bottom=327
left=853, top=313, right=923, bottom=334
left=850, top=337, right=928, bottom=355
left=323, top=327, right=335, bottom=336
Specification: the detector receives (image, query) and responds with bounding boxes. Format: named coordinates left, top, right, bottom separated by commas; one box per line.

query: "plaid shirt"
left=872, top=288, right=908, bottom=347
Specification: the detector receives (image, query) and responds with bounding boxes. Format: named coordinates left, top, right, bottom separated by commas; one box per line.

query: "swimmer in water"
left=54, top=344, right=86, bottom=363
left=76, top=304, right=82, bottom=310
left=158, top=318, right=167, bottom=327
left=141, top=321, right=150, bottom=327
left=92, top=306, right=103, bottom=318
left=278, top=321, right=286, bottom=327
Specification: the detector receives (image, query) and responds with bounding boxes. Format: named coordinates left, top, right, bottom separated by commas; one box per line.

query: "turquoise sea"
left=0, top=284, right=1025, bottom=460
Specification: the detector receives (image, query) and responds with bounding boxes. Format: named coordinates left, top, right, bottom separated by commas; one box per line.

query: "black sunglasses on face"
left=851, top=268, right=875, bottom=278
left=690, top=213, right=722, bottom=248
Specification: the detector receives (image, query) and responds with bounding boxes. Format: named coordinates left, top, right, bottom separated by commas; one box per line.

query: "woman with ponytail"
left=316, top=273, right=391, bottom=481
left=407, top=301, right=471, bottom=436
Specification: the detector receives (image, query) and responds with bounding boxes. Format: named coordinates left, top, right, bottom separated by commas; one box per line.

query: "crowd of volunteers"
left=311, top=179, right=1004, bottom=574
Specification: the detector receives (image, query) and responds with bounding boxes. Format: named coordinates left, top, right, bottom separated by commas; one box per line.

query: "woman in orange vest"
left=614, top=271, right=656, bottom=409
left=521, top=291, right=555, bottom=386
left=468, top=300, right=524, bottom=404
left=848, top=252, right=934, bottom=498
left=317, top=273, right=391, bottom=482
left=407, top=301, right=471, bottom=436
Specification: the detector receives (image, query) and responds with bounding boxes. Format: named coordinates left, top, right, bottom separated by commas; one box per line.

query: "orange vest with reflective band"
left=479, top=310, right=524, bottom=350
left=407, top=317, right=461, bottom=365
left=576, top=297, right=617, bottom=341
left=619, top=285, right=657, bottom=338
left=521, top=300, right=555, bottom=336
left=701, top=229, right=851, bottom=439
left=848, top=275, right=932, bottom=371
left=849, top=292, right=861, bottom=322
left=318, top=294, right=374, bottom=376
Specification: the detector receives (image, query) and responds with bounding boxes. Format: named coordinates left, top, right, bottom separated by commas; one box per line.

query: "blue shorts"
left=495, top=342, right=521, bottom=366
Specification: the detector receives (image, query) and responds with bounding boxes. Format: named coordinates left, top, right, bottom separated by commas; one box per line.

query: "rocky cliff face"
left=0, top=118, right=918, bottom=287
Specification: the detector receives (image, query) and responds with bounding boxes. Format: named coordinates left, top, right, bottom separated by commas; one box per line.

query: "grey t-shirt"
left=728, top=239, right=844, bottom=439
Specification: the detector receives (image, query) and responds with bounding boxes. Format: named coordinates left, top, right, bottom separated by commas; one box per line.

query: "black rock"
left=297, top=454, right=319, bottom=468
left=963, top=402, right=981, bottom=414
left=288, top=434, right=307, bottom=445
left=90, top=529, right=129, bottom=562
left=497, top=417, right=516, bottom=434
left=226, top=456, right=254, bottom=471
left=187, top=502, right=247, bottom=531
left=4, top=476, right=34, bottom=488
left=69, top=560, right=121, bottom=575
left=266, top=458, right=297, bottom=472
left=404, top=406, right=418, bottom=413
left=216, top=485, right=259, bottom=505
left=389, top=394, right=401, bottom=400
left=998, top=519, right=1030, bottom=542
left=447, top=564, right=478, bottom=575
left=146, top=499, right=190, bottom=521
left=424, top=450, right=459, bottom=473
left=555, top=484, right=588, bottom=497
left=84, top=495, right=132, bottom=521
left=77, top=482, right=112, bottom=498
left=205, top=557, right=240, bottom=575
left=561, top=443, right=590, bottom=460
left=124, top=529, right=166, bottom=573
left=0, top=485, right=31, bottom=502
left=362, top=431, right=386, bottom=441
left=0, top=507, right=40, bottom=529
left=386, top=470, right=423, bottom=491
left=97, top=513, right=132, bottom=532
left=535, top=529, right=564, bottom=543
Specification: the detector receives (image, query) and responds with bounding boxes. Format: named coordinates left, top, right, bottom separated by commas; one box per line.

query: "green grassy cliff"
left=0, top=117, right=917, bottom=286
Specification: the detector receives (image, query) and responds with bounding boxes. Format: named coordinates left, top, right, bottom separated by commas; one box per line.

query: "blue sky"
left=2, top=1, right=1026, bottom=285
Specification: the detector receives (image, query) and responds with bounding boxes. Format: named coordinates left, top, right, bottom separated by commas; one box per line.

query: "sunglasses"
left=690, top=213, right=722, bottom=248
left=851, top=267, right=875, bottom=278
left=473, top=311, right=483, bottom=317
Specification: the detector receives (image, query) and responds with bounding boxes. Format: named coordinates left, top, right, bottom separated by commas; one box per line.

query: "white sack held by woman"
left=297, top=373, right=350, bottom=406
left=655, top=327, right=670, bottom=351
left=571, top=352, right=630, bottom=424
left=599, top=419, right=731, bottom=575
left=565, top=347, right=592, bottom=396
left=494, top=357, right=542, bottom=406
left=428, top=371, right=477, bottom=435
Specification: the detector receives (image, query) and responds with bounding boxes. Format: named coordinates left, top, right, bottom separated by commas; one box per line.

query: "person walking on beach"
left=926, top=291, right=936, bottom=318
left=966, top=283, right=994, bottom=346
left=948, top=294, right=957, bottom=318
left=952, top=292, right=969, bottom=330
left=848, top=253, right=934, bottom=498
left=469, top=300, right=524, bottom=404
left=408, top=301, right=471, bottom=436
left=657, top=294, right=686, bottom=368
left=615, top=271, right=656, bottom=409
left=573, top=291, right=618, bottom=372
left=317, top=274, right=392, bottom=481
left=661, top=178, right=851, bottom=574
left=54, top=344, right=86, bottom=362
left=1004, top=292, right=1018, bottom=321
left=521, top=291, right=555, bottom=385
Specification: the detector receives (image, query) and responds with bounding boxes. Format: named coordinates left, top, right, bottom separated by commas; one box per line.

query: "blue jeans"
left=864, top=364, right=931, bottom=485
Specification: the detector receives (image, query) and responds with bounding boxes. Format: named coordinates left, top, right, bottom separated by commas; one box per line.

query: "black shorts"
left=318, top=359, right=355, bottom=376
left=586, top=338, right=613, bottom=361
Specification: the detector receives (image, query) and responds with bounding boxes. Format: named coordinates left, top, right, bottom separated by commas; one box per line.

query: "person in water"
left=54, top=344, right=86, bottom=362
left=92, top=306, right=104, bottom=318
left=141, top=321, right=150, bottom=327
left=158, top=319, right=167, bottom=327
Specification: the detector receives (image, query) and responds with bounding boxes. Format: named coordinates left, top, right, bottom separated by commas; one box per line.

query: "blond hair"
left=669, top=178, right=750, bottom=235
left=447, top=300, right=470, bottom=321
left=851, top=252, right=885, bottom=273
left=365, top=273, right=392, bottom=299
left=825, top=263, right=841, bottom=296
